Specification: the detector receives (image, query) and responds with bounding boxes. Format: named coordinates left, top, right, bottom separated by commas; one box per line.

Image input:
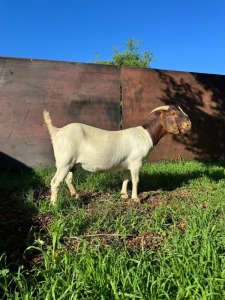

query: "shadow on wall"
left=69, top=98, right=120, bottom=130
left=156, top=70, right=225, bottom=160
left=0, top=152, right=33, bottom=171
left=0, top=152, right=44, bottom=269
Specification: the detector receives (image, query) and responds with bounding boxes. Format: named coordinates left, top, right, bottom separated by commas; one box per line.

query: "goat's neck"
left=142, top=117, right=168, bottom=146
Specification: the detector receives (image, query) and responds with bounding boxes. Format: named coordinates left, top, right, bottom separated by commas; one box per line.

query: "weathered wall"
left=0, top=57, right=120, bottom=168
left=122, top=67, right=225, bottom=161
left=1, top=56, right=225, bottom=169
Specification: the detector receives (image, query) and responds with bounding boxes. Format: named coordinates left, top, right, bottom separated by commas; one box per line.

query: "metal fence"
left=1, top=56, right=225, bottom=169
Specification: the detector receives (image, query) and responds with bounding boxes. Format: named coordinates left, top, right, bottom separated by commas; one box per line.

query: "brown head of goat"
left=143, top=105, right=191, bottom=146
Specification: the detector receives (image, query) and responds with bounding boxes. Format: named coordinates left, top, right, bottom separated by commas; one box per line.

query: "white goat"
left=43, top=105, right=191, bottom=205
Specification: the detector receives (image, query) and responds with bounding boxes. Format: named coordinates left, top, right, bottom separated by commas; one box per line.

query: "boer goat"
left=43, top=105, right=191, bottom=205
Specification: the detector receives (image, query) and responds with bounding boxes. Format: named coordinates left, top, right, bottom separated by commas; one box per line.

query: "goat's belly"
left=80, top=161, right=127, bottom=173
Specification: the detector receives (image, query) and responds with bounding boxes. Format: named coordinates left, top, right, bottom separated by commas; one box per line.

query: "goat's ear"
left=162, top=116, right=180, bottom=134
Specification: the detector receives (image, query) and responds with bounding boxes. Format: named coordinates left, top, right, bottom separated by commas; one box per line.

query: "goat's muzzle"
left=179, top=119, right=192, bottom=134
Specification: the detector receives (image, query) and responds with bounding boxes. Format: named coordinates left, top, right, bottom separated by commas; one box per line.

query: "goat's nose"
left=185, top=120, right=191, bottom=130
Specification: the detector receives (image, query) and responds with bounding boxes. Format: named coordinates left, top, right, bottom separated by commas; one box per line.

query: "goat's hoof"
left=75, top=194, right=80, bottom=200
left=50, top=197, right=57, bottom=206
left=132, top=197, right=140, bottom=203
left=121, top=193, right=129, bottom=199
left=70, top=193, right=80, bottom=200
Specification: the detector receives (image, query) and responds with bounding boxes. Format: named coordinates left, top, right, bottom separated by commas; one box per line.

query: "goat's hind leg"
left=50, top=167, right=70, bottom=205
left=65, top=171, right=80, bottom=199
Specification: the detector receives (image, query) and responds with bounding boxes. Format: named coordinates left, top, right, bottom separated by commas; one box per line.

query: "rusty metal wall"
left=122, top=67, right=225, bottom=161
left=1, top=56, right=225, bottom=169
left=0, top=57, right=121, bottom=168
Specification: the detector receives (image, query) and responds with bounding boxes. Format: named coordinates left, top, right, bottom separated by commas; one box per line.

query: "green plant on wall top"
left=93, top=38, right=155, bottom=68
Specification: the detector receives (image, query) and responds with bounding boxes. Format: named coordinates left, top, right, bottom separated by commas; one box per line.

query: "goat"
left=43, top=105, right=191, bottom=205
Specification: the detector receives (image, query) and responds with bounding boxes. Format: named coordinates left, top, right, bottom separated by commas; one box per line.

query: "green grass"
left=1, top=160, right=225, bottom=299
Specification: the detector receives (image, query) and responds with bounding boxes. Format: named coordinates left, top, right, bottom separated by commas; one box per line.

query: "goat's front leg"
left=65, top=172, right=80, bottom=199
left=130, top=167, right=140, bottom=202
left=121, top=170, right=130, bottom=199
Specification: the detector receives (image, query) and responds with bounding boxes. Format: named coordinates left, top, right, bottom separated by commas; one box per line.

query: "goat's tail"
left=43, top=110, right=58, bottom=138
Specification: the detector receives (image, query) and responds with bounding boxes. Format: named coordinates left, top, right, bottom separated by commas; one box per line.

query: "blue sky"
left=1, top=0, right=225, bottom=75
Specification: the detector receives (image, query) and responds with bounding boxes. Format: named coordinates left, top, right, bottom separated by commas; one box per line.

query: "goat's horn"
left=150, top=105, right=170, bottom=114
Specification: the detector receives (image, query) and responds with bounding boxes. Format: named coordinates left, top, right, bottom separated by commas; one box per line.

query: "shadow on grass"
left=0, top=154, right=46, bottom=270
left=62, top=160, right=225, bottom=202
left=139, top=161, right=225, bottom=193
